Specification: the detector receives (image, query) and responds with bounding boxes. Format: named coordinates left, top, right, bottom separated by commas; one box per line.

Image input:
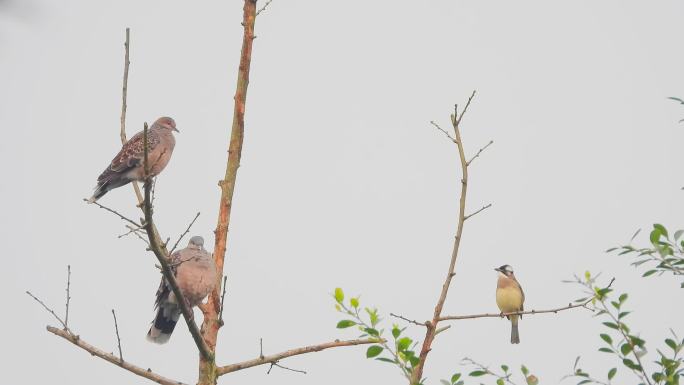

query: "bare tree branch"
left=84, top=198, right=142, bottom=227
left=26, top=291, right=68, bottom=331
left=217, top=338, right=381, bottom=375
left=141, top=123, right=212, bottom=361
left=112, top=309, right=123, bottom=362
left=410, top=91, right=477, bottom=384
left=267, top=361, right=306, bottom=375
left=429, top=120, right=457, bottom=142
left=256, top=0, right=273, bottom=16
left=169, top=212, right=201, bottom=255
left=64, top=265, right=71, bottom=329
left=218, top=275, right=228, bottom=325
left=47, top=326, right=186, bottom=385
left=439, top=299, right=593, bottom=321
left=389, top=312, right=427, bottom=327
left=466, top=140, right=493, bottom=166
left=464, top=203, right=492, bottom=221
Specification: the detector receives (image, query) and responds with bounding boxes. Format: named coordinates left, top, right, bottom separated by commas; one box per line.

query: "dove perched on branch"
left=87, top=117, right=178, bottom=203
left=147, top=236, right=217, bottom=344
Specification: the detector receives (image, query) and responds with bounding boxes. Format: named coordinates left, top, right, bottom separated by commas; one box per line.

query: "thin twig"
left=118, top=27, right=144, bottom=204
left=84, top=199, right=141, bottom=227
left=256, top=0, right=273, bottom=16
left=464, top=203, right=492, bottom=221
left=219, top=276, right=228, bottom=325
left=26, top=291, right=68, bottom=331
left=47, top=326, right=185, bottom=385
left=456, top=90, right=477, bottom=126
left=389, top=312, right=427, bottom=327
left=117, top=222, right=147, bottom=239
left=111, top=309, right=124, bottom=362
left=64, top=265, right=71, bottom=330
left=430, top=120, right=457, bottom=142
left=467, top=140, right=494, bottom=166
left=462, top=357, right=519, bottom=385
left=217, top=338, right=381, bottom=375
left=127, top=225, right=150, bottom=246
left=439, top=299, right=594, bottom=321
left=142, top=122, right=212, bottom=361
left=267, top=361, right=307, bottom=375
left=169, top=212, right=201, bottom=255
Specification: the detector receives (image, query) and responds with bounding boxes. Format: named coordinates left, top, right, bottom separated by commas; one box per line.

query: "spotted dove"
left=147, top=236, right=217, bottom=344
left=87, top=117, right=178, bottom=203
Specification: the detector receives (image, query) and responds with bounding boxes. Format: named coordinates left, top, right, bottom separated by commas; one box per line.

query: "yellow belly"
left=496, top=286, right=523, bottom=313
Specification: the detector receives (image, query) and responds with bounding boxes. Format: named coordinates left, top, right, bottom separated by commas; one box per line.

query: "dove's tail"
left=146, top=303, right=180, bottom=344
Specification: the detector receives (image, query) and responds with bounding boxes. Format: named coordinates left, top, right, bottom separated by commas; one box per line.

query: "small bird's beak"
left=494, top=267, right=502, bottom=272
left=173, top=127, right=180, bottom=133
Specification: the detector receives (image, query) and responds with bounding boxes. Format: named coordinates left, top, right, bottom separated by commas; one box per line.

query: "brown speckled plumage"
left=88, top=117, right=178, bottom=202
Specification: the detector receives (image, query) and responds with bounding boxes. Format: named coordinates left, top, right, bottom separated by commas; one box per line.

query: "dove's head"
left=153, top=116, right=179, bottom=133
left=188, top=236, right=205, bottom=249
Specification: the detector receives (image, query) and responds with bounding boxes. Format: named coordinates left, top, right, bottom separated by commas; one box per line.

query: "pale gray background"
left=1, top=0, right=683, bottom=384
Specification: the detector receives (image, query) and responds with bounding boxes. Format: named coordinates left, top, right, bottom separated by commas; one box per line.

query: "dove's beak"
left=173, top=127, right=180, bottom=133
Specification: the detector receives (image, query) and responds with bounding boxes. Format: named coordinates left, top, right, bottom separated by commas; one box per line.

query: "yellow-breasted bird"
left=495, top=264, right=525, bottom=344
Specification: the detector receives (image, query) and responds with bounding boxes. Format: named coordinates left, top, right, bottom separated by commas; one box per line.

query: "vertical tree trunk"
left=198, top=1, right=258, bottom=384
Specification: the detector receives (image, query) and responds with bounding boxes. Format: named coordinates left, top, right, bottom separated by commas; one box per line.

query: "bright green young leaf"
left=336, top=320, right=356, bottom=328
left=364, top=327, right=379, bottom=337
left=468, top=370, right=486, bottom=377
left=391, top=326, right=401, bottom=339
left=334, top=288, right=344, bottom=303
left=608, top=367, right=617, bottom=380
left=497, top=379, right=504, bottom=385
left=653, top=223, right=668, bottom=238
left=350, top=297, right=359, bottom=308
left=450, top=373, right=461, bottom=383
left=397, top=337, right=412, bottom=352
left=620, top=343, right=633, bottom=355
left=366, top=345, right=383, bottom=358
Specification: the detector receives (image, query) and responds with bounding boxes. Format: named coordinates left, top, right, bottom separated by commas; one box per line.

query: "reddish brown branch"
left=217, top=338, right=380, bottom=375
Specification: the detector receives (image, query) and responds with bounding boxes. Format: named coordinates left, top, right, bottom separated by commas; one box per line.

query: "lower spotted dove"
left=87, top=117, right=178, bottom=203
left=147, top=236, right=217, bottom=344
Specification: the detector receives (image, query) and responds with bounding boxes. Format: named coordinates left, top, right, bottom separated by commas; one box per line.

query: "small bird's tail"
left=147, top=304, right=180, bottom=344
left=510, top=318, right=520, bottom=344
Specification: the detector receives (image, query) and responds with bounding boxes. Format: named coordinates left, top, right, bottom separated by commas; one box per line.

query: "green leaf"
left=599, top=347, right=614, bottom=353
left=618, top=311, right=631, bottom=319
left=610, top=301, right=620, bottom=309
left=397, top=337, right=412, bottom=352
left=501, top=364, right=509, bottom=372
left=620, top=343, right=633, bottom=355
left=577, top=380, right=592, bottom=385
left=468, top=370, right=486, bottom=377
left=642, top=269, right=657, bottom=277
left=375, top=357, right=395, bottom=363
left=497, top=379, right=504, bottom=385
left=608, top=367, right=617, bottom=380
left=603, top=322, right=619, bottom=330
left=336, top=320, right=356, bottom=328
left=364, top=327, right=380, bottom=337
left=366, top=345, right=383, bottom=358
left=665, top=338, right=678, bottom=351
left=350, top=297, right=359, bottom=308
left=391, top=326, right=401, bottom=339
left=450, top=373, right=461, bottom=383
left=654, top=223, right=668, bottom=238
left=521, top=365, right=529, bottom=376
left=334, top=288, right=344, bottom=303
left=600, top=334, right=613, bottom=345
left=618, top=293, right=628, bottom=303
left=440, top=380, right=451, bottom=385
left=622, top=358, right=640, bottom=370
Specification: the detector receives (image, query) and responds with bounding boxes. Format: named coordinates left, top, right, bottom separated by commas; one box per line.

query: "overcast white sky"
left=2, top=1, right=683, bottom=384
